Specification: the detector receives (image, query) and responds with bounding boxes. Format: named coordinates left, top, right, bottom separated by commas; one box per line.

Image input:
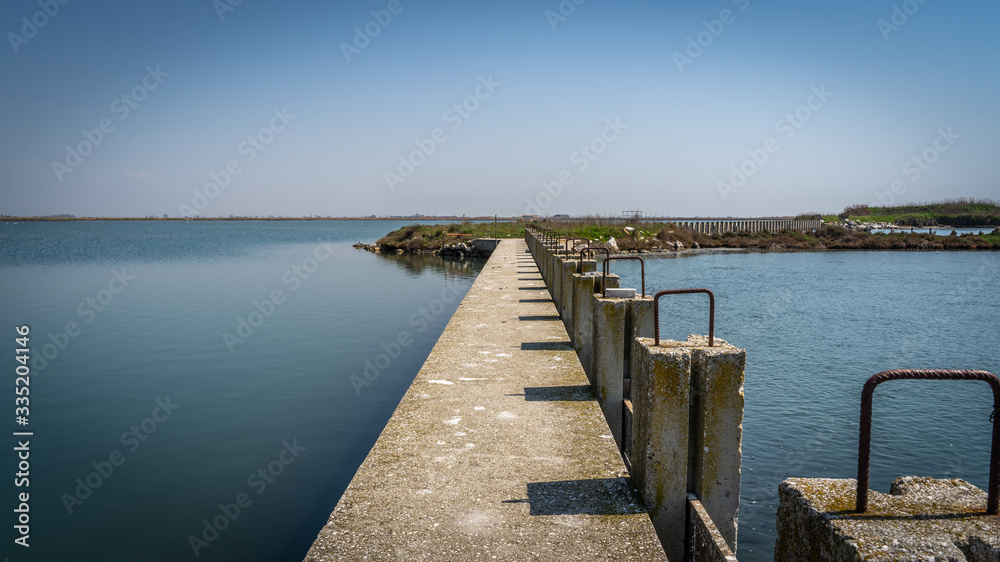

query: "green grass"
left=376, top=221, right=526, bottom=250
left=376, top=219, right=1000, bottom=253
left=842, top=198, right=1000, bottom=227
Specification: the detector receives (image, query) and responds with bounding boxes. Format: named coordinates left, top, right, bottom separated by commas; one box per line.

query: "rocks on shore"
left=354, top=239, right=496, bottom=259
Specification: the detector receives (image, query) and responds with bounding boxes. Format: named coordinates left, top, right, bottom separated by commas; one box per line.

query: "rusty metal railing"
left=565, top=237, right=589, bottom=253
left=652, top=289, right=715, bottom=347
left=602, top=256, right=645, bottom=298
left=577, top=246, right=610, bottom=274
left=856, top=369, right=1000, bottom=514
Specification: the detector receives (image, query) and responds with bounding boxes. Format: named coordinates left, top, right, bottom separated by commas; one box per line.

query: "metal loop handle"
left=577, top=246, right=610, bottom=273
left=602, top=256, right=645, bottom=297
left=856, top=369, right=1000, bottom=514
left=652, top=289, right=715, bottom=347
left=565, top=237, right=589, bottom=253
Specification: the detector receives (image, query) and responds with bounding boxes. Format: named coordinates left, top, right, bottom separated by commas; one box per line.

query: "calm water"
left=612, top=250, right=1000, bottom=561
left=3, top=225, right=997, bottom=562
left=0, top=220, right=482, bottom=561
left=871, top=227, right=997, bottom=236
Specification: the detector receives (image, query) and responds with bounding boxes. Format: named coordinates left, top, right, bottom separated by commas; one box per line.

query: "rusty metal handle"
left=652, top=289, right=715, bottom=347
left=577, top=246, right=610, bottom=274
left=602, top=256, right=645, bottom=297
left=857, top=369, right=1000, bottom=514
left=565, top=237, right=589, bottom=253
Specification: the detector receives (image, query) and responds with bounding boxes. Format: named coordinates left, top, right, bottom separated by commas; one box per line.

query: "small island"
left=363, top=200, right=1000, bottom=256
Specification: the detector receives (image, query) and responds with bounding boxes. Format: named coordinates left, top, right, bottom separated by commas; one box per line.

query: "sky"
left=1, top=0, right=997, bottom=218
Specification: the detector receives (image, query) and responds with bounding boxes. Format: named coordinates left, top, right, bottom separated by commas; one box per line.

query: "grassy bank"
left=842, top=198, right=1000, bottom=227
left=374, top=220, right=1000, bottom=253
left=374, top=221, right=526, bottom=252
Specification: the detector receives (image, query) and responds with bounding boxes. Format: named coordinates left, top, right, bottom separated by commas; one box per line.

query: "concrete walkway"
left=305, top=239, right=666, bottom=561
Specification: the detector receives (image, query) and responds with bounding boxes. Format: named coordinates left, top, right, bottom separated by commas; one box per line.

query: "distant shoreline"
left=0, top=216, right=520, bottom=222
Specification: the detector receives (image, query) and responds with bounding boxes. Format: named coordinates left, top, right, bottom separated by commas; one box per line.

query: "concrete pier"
left=526, top=228, right=746, bottom=561
left=305, top=240, right=666, bottom=561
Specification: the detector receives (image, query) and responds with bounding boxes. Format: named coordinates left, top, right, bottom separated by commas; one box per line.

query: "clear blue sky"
left=2, top=0, right=997, bottom=217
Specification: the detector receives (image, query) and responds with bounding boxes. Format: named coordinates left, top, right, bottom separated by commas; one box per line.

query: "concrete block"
left=630, top=338, right=692, bottom=562
left=605, top=288, right=636, bottom=298
left=471, top=238, right=499, bottom=254
left=571, top=274, right=596, bottom=380
left=547, top=252, right=561, bottom=294
left=594, top=273, right=619, bottom=295
left=560, top=259, right=577, bottom=326
left=591, top=295, right=629, bottom=446
left=687, top=494, right=738, bottom=562
left=775, top=476, right=1000, bottom=561
left=688, top=338, right=745, bottom=551
left=630, top=335, right=745, bottom=560
left=551, top=255, right=564, bottom=307
left=624, top=296, right=655, bottom=421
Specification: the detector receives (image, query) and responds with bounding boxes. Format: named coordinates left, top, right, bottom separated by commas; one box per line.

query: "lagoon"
left=0, top=220, right=482, bottom=561
left=613, top=249, right=1000, bottom=560
left=1, top=221, right=997, bottom=561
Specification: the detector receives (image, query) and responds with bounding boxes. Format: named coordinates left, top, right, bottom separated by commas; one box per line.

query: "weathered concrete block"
left=572, top=274, right=596, bottom=380
left=630, top=339, right=692, bottom=562
left=588, top=295, right=656, bottom=450
left=594, top=272, right=619, bottom=295
left=630, top=335, right=745, bottom=560
left=626, top=297, right=655, bottom=382
left=551, top=254, right=564, bottom=307
left=471, top=238, right=499, bottom=254
left=687, top=494, right=738, bottom=562
left=606, top=288, right=636, bottom=298
left=560, top=259, right=576, bottom=326
left=548, top=251, right=564, bottom=296
left=688, top=337, right=745, bottom=551
left=592, top=295, right=629, bottom=446
left=776, top=476, right=1000, bottom=562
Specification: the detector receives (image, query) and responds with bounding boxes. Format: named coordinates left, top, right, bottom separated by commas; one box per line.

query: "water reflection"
left=370, top=250, right=485, bottom=279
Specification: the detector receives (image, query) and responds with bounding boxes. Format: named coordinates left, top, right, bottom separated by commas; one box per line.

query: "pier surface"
left=305, top=239, right=665, bottom=561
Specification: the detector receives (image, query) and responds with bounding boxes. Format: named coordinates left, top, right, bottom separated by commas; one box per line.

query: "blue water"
left=0, top=220, right=482, bottom=561
left=3, top=224, right=997, bottom=562
left=611, top=250, right=1000, bottom=561
left=871, top=227, right=997, bottom=236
